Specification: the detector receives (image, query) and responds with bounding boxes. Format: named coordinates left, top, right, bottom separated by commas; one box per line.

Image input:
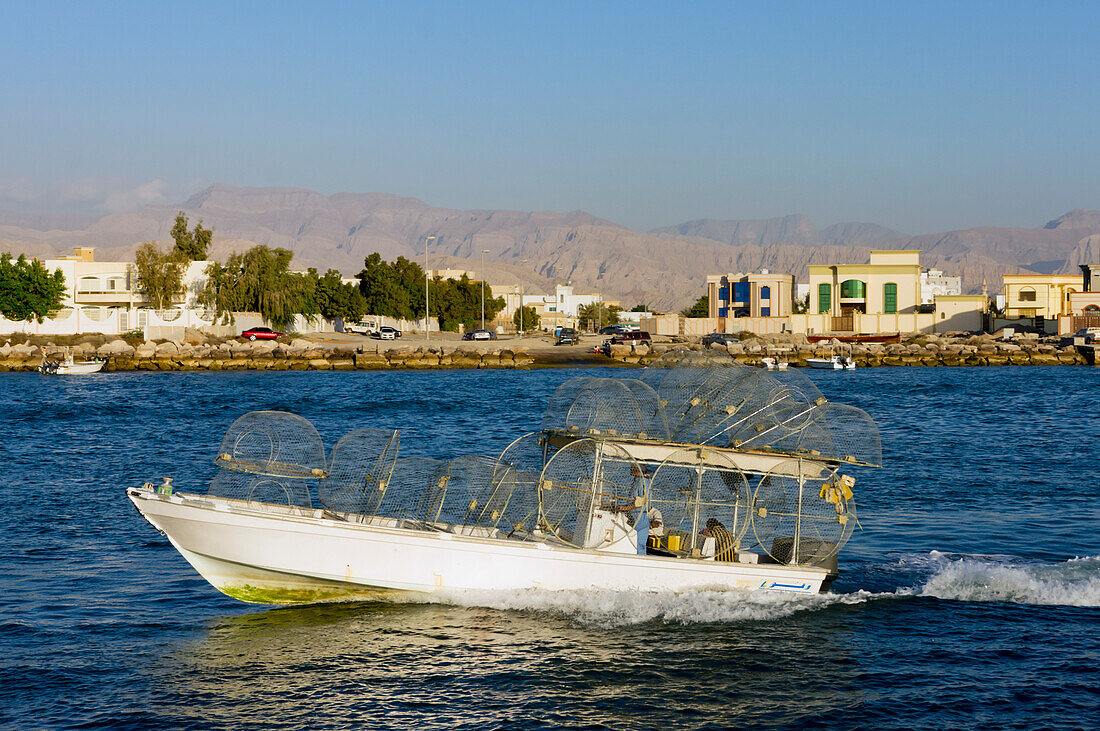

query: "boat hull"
left=805, top=358, right=852, bottom=370
left=42, top=361, right=105, bottom=375
left=128, top=487, right=831, bottom=603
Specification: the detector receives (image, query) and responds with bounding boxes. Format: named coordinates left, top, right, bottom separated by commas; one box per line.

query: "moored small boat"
left=805, top=355, right=856, bottom=370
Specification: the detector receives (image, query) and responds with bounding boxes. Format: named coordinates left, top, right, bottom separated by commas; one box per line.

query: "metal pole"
left=793, top=458, right=804, bottom=564
left=481, top=249, right=489, bottom=330
left=424, top=235, right=435, bottom=341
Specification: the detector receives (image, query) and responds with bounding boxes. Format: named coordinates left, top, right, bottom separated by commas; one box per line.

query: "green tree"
left=310, top=268, right=368, bottom=323
left=0, top=253, right=66, bottom=322
left=432, top=274, right=506, bottom=332
left=199, top=245, right=317, bottom=330
left=630, top=304, right=652, bottom=312
left=792, top=293, right=810, bottom=314
left=356, top=253, right=426, bottom=321
left=133, top=241, right=186, bottom=310
left=170, top=212, right=213, bottom=261
left=680, top=295, right=709, bottom=318
left=513, top=305, right=540, bottom=332
left=578, top=302, right=620, bottom=330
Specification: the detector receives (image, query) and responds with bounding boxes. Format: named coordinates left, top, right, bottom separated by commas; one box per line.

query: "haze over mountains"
left=2, top=184, right=1097, bottom=310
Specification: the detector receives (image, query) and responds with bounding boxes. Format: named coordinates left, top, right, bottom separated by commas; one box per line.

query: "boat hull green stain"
left=217, top=582, right=397, bottom=605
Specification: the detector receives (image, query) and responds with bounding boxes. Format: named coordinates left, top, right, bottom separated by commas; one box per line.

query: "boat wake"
left=911, top=551, right=1100, bottom=608
left=402, top=551, right=1100, bottom=625
left=418, top=586, right=891, bottom=627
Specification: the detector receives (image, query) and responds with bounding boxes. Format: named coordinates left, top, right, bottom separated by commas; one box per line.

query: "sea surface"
left=1, top=366, right=1098, bottom=730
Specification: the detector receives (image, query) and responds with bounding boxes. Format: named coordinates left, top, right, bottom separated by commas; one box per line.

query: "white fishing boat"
left=760, top=356, right=788, bottom=370
left=39, top=349, right=106, bottom=375
left=805, top=355, right=856, bottom=370
left=128, top=350, right=880, bottom=604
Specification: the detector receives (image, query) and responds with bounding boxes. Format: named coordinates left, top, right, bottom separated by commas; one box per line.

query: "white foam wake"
left=421, top=586, right=888, bottom=627
left=915, top=552, right=1100, bottom=607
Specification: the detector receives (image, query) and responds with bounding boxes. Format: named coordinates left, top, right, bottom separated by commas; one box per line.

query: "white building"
left=921, top=269, right=961, bottom=304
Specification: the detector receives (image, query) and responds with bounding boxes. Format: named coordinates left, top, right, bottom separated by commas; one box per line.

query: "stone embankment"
left=0, top=330, right=1088, bottom=372
left=604, top=331, right=1088, bottom=367
left=0, top=338, right=537, bottom=372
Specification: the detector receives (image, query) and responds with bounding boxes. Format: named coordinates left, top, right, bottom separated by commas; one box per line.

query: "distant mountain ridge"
left=1, top=182, right=1097, bottom=310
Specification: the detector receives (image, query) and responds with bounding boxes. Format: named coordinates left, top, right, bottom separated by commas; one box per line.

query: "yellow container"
left=647, top=535, right=660, bottom=549
left=666, top=535, right=681, bottom=551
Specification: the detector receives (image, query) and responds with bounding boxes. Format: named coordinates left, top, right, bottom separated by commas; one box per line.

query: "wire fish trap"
left=538, top=439, right=645, bottom=549
left=746, top=459, right=858, bottom=569
left=208, top=411, right=327, bottom=509
left=213, top=411, right=328, bottom=478
left=541, top=377, right=662, bottom=439
left=647, top=447, right=751, bottom=556
left=319, top=427, right=400, bottom=518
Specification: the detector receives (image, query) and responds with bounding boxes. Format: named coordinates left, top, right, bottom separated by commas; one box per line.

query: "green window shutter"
left=818, top=283, right=831, bottom=313
left=884, top=283, right=897, bottom=314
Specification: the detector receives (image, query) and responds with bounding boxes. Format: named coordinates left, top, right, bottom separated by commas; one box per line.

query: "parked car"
left=556, top=328, right=580, bottom=345
left=1074, top=327, right=1100, bottom=343
left=376, top=326, right=401, bottom=340
left=462, top=329, right=495, bottom=341
left=241, top=327, right=282, bottom=341
left=344, top=321, right=374, bottom=335
left=599, top=325, right=627, bottom=335
left=702, top=332, right=741, bottom=347
left=609, top=330, right=652, bottom=347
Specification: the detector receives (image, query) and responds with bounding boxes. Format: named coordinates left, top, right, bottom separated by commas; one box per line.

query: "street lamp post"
left=518, top=258, right=529, bottom=336
left=424, top=235, right=436, bottom=342
left=481, top=249, right=490, bottom=331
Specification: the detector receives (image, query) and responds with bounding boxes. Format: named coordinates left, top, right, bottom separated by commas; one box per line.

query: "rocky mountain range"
left=2, top=183, right=1098, bottom=311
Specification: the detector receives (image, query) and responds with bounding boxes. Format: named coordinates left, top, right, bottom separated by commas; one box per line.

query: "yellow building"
left=1002, top=273, right=1083, bottom=319
left=809, top=250, right=923, bottom=319
left=706, top=270, right=794, bottom=319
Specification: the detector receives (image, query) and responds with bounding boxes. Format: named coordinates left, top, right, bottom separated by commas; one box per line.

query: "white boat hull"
left=805, top=357, right=855, bottom=370
left=128, top=487, right=831, bottom=604
left=57, top=361, right=105, bottom=375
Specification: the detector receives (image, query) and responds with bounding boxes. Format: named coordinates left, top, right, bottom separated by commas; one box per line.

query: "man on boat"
left=701, top=518, right=736, bottom=561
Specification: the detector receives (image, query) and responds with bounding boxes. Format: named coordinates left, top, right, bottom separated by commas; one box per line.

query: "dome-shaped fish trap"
left=495, top=433, right=551, bottom=539
left=647, top=447, right=751, bottom=555
left=541, top=377, right=662, bottom=439
left=432, top=454, right=516, bottom=535
left=538, top=439, right=644, bottom=549
left=208, top=411, right=326, bottom=509
left=375, top=457, right=452, bottom=527
left=747, top=459, right=857, bottom=569
left=318, top=427, right=400, bottom=519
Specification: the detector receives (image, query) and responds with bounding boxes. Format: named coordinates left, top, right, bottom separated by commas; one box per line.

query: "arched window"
left=760, top=285, right=771, bottom=299
left=1018, top=287, right=1037, bottom=302
left=78, top=276, right=101, bottom=292
left=840, top=279, right=866, bottom=299
left=1066, top=288, right=1076, bottom=302
left=817, top=283, right=832, bottom=313
left=883, top=283, right=898, bottom=314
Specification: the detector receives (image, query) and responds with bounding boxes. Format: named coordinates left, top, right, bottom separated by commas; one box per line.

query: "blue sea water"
left=1, top=366, right=1098, bottom=730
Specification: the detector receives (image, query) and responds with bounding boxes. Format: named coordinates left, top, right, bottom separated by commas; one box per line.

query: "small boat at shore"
left=39, top=349, right=106, bottom=375
left=806, top=355, right=856, bottom=370
left=128, top=350, right=880, bottom=604
left=760, top=356, right=788, bottom=370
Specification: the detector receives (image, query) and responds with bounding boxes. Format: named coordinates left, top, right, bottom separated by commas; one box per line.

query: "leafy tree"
left=0, top=253, right=66, bottom=322
left=133, top=241, right=186, bottom=310
left=513, top=306, right=540, bottom=332
left=432, top=274, right=505, bottom=332
left=680, top=295, right=709, bottom=318
left=792, top=293, right=810, bottom=314
left=310, top=268, right=368, bottom=323
left=578, top=302, right=620, bottom=331
left=630, top=304, right=652, bottom=312
left=170, top=212, right=213, bottom=261
left=199, top=245, right=317, bottom=330
left=357, top=253, right=427, bottom=321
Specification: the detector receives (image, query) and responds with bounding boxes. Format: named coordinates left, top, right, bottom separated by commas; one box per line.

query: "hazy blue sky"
left=2, top=1, right=1098, bottom=233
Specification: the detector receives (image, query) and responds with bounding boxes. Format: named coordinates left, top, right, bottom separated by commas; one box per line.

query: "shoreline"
left=0, top=345, right=1089, bottom=372
left=1, top=330, right=1092, bottom=371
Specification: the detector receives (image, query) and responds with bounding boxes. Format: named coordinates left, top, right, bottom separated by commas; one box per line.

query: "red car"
left=241, top=327, right=283, bottom=341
